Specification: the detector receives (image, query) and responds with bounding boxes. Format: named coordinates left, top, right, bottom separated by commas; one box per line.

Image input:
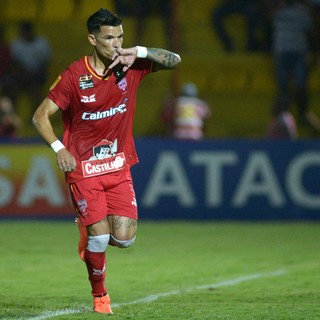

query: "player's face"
left=90, top=25, right=124, bottom=60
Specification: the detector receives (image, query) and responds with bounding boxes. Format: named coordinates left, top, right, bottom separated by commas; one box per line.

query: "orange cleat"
left=75, top=218, right=88, bottom=261
left=93, top=294, right=113, bottom=315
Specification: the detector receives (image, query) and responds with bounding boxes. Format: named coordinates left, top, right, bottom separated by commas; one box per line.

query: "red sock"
left=84, top=249, right=107, bottom=296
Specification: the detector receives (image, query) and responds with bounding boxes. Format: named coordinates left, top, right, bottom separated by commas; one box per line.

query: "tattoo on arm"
left=147, top=48, right=181, bottom=70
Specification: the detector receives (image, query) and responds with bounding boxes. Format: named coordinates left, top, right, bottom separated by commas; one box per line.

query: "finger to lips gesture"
left=109, top=47, right=137, bottom=72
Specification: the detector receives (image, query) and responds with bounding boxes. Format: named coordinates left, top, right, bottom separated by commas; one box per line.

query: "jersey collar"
left=85, top=56, right=110, bottom=80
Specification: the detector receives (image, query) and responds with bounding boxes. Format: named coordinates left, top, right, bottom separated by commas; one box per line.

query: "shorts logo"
left=132, top=198, right=137, bottom=207
left=77, top=199, right=88, bottom=213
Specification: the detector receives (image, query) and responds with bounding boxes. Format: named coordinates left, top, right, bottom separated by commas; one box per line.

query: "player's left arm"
left=109, top=46, right=181, bottom=72
left=145, top=48, right=181, bottom=71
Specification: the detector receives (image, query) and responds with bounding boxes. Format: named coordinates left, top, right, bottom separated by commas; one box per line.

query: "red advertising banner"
left=0, top=143, right=74, bottom=218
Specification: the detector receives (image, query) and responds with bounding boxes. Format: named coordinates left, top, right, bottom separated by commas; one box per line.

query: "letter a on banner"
left=142, top=152, right=196, bottom=207
left=232, top=152, right=285, bottom=207
left=18, top=156, right=65, bottom=207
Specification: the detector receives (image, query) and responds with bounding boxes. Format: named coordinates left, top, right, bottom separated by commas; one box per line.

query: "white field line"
left=23, top=269, right=287, bottom=320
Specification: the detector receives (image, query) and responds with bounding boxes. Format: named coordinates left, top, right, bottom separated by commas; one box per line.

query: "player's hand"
left=56, top=148, right=77, bottom=172
left=108, top=47, right=137, bottom=72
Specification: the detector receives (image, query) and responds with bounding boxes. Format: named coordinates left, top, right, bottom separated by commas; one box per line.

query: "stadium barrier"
left=1, top=138, right=320, bottom=220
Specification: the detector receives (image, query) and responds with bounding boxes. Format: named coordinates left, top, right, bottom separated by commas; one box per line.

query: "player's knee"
left=87, top=234, right=110, bottom=252
left=110, top=235, right=136, bottom=248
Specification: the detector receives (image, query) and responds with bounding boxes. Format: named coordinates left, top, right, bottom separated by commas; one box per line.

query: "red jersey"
left=48, top=56, right=152, bottom=183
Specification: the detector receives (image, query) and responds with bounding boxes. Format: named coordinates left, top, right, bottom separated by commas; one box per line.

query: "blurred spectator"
left=266, top=111, right=298, bottom=139
left=133, top=0, right=175, bottom=49
left=0, top=24, right=14, bottom=99
left=0, top=86, right=22, bottom=138
left=113, top=0, right=132, bottom=17
left=10, top=21, right=51, bottom=109
left=162, top=82, right=211, bottom=140
left=114, top=0, right=175, bottom=50
left=268, top=0, right=320, bottom=134
left=309, top=0, right=320, bottom=56
left=211, top=0, right=263, bottom=52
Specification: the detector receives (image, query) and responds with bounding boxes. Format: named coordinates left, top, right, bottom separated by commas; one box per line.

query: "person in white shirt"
left=162, top=83, right=211, bottom=140
left=10, top=21, right=51, bottom=109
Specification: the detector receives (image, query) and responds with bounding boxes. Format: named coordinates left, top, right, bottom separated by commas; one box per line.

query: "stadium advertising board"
left=0, top=143, right=73, bottom=218
left=133, top=139, right=320, bottom=220
left=1, top=139, right=320, bottom=220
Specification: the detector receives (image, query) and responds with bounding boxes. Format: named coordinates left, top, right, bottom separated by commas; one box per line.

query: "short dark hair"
left=87, top=8, right=122, bottom=34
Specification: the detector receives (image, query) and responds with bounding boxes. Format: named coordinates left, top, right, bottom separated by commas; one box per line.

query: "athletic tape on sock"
left=87, top=234, right=110, bottom=252
left=110, top=235, right=136, bottom=248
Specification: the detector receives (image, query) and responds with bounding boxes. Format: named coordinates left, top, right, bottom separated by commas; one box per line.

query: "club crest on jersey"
left=117, top=77, right=127, bottom=91
left=81, top=94, right=96, bottom=103
left=77, top=199, right=88, bottom=214
left=79, top=74, right=94, bottom=90
left=81, top=138, right=126, bottom=178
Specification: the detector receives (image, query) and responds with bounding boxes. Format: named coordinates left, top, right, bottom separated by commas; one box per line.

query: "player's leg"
left=84, top=167, right=137, bottom=313
left=69, top=179, right=113, bottom=314
left=104, top=166, right=138, bottom=248
left=85, top=218, right=110, bottom=297
left=86, top=218, right=113, bottom=314
left=75, top=217, right=87, bottom=261
left=108, top=215, right=137, bottom=248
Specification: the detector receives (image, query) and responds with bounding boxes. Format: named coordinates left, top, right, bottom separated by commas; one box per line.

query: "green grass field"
left=1, top=221, right=320, bottom=319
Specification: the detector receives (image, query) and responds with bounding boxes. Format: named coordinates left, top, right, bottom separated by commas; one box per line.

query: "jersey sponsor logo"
left=82, top=153, right=126, bottom=178
left=82, top=98, right=127, bottom=120
left=82, top=139, right=126, bottom=178
left=81, top=94, right=96, bottom=103
left=90, top=138, right=118, bottom=160
left=79, top=74, right=94, bottom=90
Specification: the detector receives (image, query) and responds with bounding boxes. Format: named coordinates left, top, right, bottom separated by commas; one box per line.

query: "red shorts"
left=69, top=166, right=138, bottom=227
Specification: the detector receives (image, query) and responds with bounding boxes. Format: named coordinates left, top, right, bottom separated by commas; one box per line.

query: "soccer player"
left=32, top=8, right=181, bottom=315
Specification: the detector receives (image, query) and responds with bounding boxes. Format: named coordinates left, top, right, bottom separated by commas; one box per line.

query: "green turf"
left=1, top=221, right=320, bottom=319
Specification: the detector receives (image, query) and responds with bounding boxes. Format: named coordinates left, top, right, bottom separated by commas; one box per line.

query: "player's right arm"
left=32, top=98, right=76, bottom=172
